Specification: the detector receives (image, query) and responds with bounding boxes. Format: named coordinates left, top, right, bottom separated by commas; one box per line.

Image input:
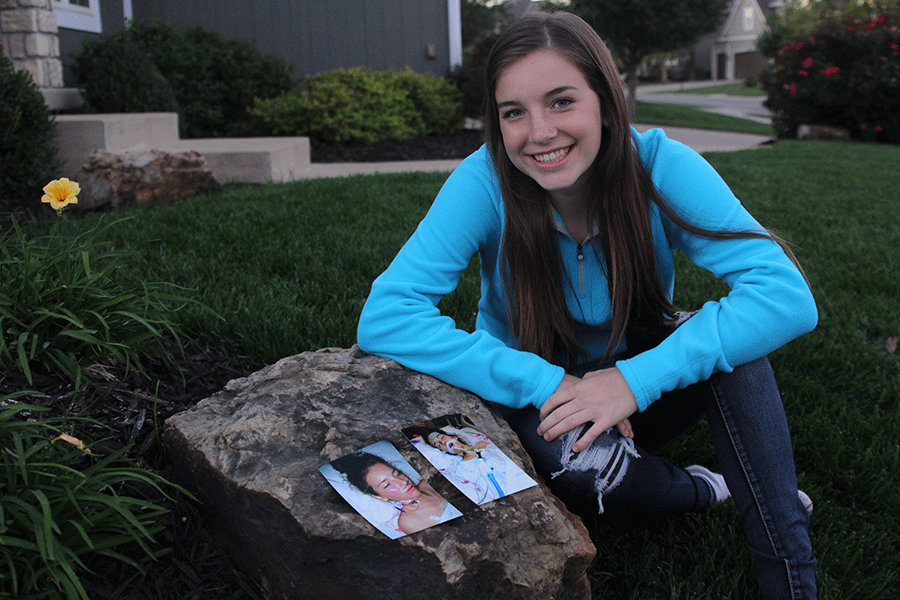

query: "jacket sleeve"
left=616, top=131, right=818, bottom=411
left=356, top=149, right=565, bottom=409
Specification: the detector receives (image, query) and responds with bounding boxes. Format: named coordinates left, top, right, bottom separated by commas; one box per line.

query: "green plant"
left=251, top=67, right=465, bottom=145
left=391, top=68, right=465, bottom=136
left=0, top=397, right=180, bottom=600
left=74, top=20, right=295, bottom=138
left=250, top=68, right=420, bottom=145
left=450, top=31, right=498, bottom=119
left=0, top=54, right=60, bottom=207
left=761, top=10, right=900, bottom=142
left=74, top=35, right=179, bottom=115
left=758, top=0, right=900, bottom=58
left=0, top=180, right=206, bottom=387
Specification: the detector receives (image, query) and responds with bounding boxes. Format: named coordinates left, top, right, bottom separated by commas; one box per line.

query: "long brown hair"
left=484, top=11, right=800, bottom=369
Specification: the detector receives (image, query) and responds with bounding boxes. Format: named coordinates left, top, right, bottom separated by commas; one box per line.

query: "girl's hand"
left=583, top=369, right=633, bottom=439
left=538, top=368, right=638, bottom=453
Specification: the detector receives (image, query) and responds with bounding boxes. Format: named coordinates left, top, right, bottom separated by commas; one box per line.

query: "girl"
left=358, top=11, right=817, bottom=599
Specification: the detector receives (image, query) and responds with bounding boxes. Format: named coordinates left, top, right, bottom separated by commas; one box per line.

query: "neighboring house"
left=2, top=0, right=463, bottom=109
left=694, top=0, right=770, bottom=80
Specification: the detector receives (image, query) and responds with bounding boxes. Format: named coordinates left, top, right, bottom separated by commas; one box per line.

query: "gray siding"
left=58, top=0, right=129, bottom=86
left=132, top=0, right=451, bottom=77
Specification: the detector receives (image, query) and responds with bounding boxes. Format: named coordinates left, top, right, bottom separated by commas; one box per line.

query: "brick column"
left=1, top=0, right=63, bottom=89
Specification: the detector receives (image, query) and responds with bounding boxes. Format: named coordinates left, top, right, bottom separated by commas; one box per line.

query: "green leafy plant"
left=250, top=67, right=464, bottom=145
left=762, top=10, right=900, bottom=142
left=0, top=179, right=207, bottom=387
left=390, top=68, right=465, bottom=136
left=0, top=54, right=60, bottom=207
left=250, top=67, right=419, bottom=145
left=0, top=397, right=180, bottom=599
left=449, top=31, right=499, bottom=120
left=74, top=20, right=295, bottom=139
left=74, top=35, right=179, bottom=115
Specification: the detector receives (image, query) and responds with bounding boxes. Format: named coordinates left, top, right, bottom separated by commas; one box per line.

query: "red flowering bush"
left=762, top=11, right=900, bottom=143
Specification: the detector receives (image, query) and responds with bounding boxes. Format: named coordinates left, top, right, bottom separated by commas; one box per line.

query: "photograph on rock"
left=320, top=440, right=463, bottom=539
left=403, top=414, right=538, bottom=505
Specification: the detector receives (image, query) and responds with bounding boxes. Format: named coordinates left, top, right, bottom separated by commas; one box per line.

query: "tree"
left=461, top=0, right=511, bottom=49
left=570, top=0, right=730, bottom=115
left=759, top=0, right=900, bottom=58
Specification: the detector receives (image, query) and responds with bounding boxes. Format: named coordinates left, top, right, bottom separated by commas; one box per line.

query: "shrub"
left=449, top=32, right=499, bottom=120
left=391, top=68, right=464, bottom=136
left=761, top=11, right=900, bottom=143
left=0, top=55, right=60, bottom=207
left=74, top=36, right=179, bottom=115
left=74, top=20, right=295, bottom=138
left=0, top=398, right=180, bottom=600
left=0, top=181, right=208, bottom=387
left=251, top=67, right=464, bottom=146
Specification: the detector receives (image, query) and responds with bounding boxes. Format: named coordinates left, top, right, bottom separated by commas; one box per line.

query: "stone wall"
left=0, top=0, right=63, bottom=89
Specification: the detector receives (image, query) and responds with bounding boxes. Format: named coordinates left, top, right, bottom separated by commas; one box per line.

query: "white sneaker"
left=686, top=465, right=731, bottom=503
left=687, top=466, right=814, bottom=515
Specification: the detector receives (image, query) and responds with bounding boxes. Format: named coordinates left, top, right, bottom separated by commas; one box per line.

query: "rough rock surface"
left=164, top=347, right=595, bottom=600
left=74, top=149, right=220, bottom=210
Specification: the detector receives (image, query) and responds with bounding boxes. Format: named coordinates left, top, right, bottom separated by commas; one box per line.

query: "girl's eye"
left=501, top=108, right=523, bottom=120
left=553, top=98, right=573, bottom=109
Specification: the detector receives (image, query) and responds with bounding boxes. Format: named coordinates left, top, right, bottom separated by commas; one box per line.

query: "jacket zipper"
left=576, top=243, right=585, bottom=294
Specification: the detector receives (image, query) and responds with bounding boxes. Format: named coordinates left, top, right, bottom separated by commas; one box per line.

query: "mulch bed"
left=1, top=345, right=266, bottom=600
left=311, top=129, right=484, bottom=163
left=2, top=133, right=485, bottom=599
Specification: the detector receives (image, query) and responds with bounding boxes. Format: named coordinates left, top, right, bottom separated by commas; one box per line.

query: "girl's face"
left=364, top=463, right=420, bottom=502
left=428, top=433, right=463, bottom=455
left=495, top=49, right=604, bottom=208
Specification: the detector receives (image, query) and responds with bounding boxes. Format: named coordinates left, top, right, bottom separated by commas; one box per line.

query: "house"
left=694, top=0, right=771, bottom=80
left=1, top=0, right=463, bottom=109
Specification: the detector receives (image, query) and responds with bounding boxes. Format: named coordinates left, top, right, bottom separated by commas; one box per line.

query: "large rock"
left=164, top=347, right=596, bottom=600
left=74, top=149, right=220, bottom=210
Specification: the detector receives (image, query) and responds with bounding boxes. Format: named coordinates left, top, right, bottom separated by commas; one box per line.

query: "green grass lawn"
left=635, top=101, right=774, bottom=136
left=45, top=140, right=900, bottom=599
left=655, top=82, right=765, bottom=96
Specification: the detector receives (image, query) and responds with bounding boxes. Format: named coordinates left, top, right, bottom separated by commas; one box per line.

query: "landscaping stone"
left=797, top=124, right=851, bottom=141
left=74, top=149, right=220, bottom=210
left=164, top=346, right=596, bottom=600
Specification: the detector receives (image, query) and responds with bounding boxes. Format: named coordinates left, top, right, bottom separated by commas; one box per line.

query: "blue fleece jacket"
left=357, top=128, right=817, bottom=412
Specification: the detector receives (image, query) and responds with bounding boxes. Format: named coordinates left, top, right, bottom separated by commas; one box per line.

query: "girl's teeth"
left=534, top=147, right=570, bottom=163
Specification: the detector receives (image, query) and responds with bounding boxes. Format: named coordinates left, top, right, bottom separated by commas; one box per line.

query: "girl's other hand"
left=615, top=417, right=633, bottom=439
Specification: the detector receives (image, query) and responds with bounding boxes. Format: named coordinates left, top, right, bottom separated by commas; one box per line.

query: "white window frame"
left=53, top=0, right=103, bottom=34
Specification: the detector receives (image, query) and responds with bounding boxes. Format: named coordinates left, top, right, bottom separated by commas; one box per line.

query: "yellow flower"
left=41, top=178, right=80, bottom=211
left=51, top=433, right=91, bottom=454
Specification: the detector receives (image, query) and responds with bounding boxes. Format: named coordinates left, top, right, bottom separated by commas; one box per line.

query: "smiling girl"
left=358, top=11, right=817, bottom=599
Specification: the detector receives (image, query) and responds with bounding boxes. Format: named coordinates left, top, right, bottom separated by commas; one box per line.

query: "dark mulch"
left=1, top=345, right=266, bottom=600
left=311, top=129, right=485, bottom=163
left=1, top=132, right=478, bottom=599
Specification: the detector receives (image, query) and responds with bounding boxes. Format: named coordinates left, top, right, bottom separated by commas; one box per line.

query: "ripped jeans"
left=492, top=356, right=817, bottom=600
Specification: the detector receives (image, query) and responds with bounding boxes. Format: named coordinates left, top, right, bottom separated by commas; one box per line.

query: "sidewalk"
left=637, top=80, right=772, bottom=124
left=294, top=123, right=773, bottom=180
